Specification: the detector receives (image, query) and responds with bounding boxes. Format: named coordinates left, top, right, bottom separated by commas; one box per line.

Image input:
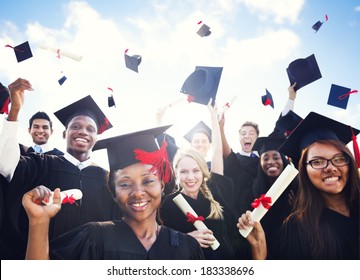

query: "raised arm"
left=22, top=186, right=62, bottom=260
left=281, top=82, right=297, bottom=116
left=207, top=100, right=223, bottom=175
left=0, top=78, right=33, bottom=181
left=218, top=112, right=231, bottom=158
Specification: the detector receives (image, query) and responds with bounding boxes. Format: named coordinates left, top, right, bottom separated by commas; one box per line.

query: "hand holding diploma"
left=42, top=189, right=83, bottom=205
left=239, top=164, right=298, bottom=238
left=173, top=193, right=220, bottom=250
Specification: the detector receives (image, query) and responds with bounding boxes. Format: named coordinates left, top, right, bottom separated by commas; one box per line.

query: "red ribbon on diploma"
left=62, top=194, right=77, bottom=205
left=186, top=212, right=204, bottom=223
left=251, top=194, right=272, bottom=210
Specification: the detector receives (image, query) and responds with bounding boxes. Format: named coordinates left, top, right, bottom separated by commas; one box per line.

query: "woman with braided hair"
left=160, top=100, right=239, bottom=259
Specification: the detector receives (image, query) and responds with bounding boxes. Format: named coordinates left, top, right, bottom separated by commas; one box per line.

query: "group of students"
left=0, top=77, right=359, bottom=260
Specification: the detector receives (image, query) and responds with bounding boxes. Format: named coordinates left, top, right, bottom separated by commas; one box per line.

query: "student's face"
left=260, top=150, right=283, bottom=178
left=65, top=115, right=97, bottom=154
left=239, top=126, right=258, bottom=153
left=191, top=132, right=211, bottom=157
left=306, top=142, right=349, bottom=195
left=176, top=156, right=203, bottom=198
left=28, top=119, right=53, bottom=145
left=114, top=163, right=163, bottom=223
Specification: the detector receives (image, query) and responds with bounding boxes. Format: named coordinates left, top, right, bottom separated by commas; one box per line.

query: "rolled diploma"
left=222, top=95, right=237, bottom=114
left=239, top=164, right=298, bottom=238
left=38, top=45, right=83, bottom=61
left=173, top=193, right=220, bottom=250
left=43, top=189, right=83, bottom=205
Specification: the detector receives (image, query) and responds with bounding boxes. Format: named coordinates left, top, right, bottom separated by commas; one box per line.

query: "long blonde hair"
left=173, top=147, right=224, bottom=220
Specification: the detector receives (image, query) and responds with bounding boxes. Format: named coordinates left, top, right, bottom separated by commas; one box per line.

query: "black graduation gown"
left=160, top=173, right=239, bottom=260
left=273, top=207, right=359, bottom=260
left=49, top=220, right=204, bottom=260
left=248, top=163, right=298, bottom=259
left=2, top=153, right=120, bottom=259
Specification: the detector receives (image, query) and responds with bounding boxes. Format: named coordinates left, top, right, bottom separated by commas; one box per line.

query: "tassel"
left=351, top=127, right=360, bottom=168
left=0, top=96, right=10, bottom=114
left=98, top=117, right=110, bottom=134
left=134, top=140, right=172, bottom=183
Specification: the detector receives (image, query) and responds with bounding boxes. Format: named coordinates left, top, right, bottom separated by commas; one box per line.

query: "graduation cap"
left=6, top=41, right=33, bottom=63
left=58, top=75, right=67, bottom=86
left=124, top=52, right=142, bottom=73
left=0, top=82, right=10, bottom=114
left=93, top=125, right=173, bottom=183
left=286, top=54, right=322, bottom=91
left=312, top=21, right=323, bottom=32
left=327, top=84, right=356, bottom=110
left=180, top=66, right=223, bottom=105
left=278, top=111, right=360, bottom=163
left=273, top=110, right=303, bottom=137
left=253, top=136, right=286, bottom=155
left=197, top=22, right=211, bottom=37
left=183, top=121, right=212, bottom=143
left=107, top=87, right=116, bottom=108
left=261, top=89, right=274, bottom=108
left=54, top=95, right=112, bottom=134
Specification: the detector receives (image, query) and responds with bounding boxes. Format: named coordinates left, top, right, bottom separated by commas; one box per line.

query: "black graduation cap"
left=8, top=41, right=33, bottom=63
left=274, top=110, right=303, bottom=137
left=327, top=84, right=353, bottom=110
left=93, top=125, right=173, bottom=183
left=180, top=66, right=222, bottom=105
left=0, top=82, right=10, bottom=114
left=253, top=136, right=286, bottom=155
left=54, top=95, right=112, bottom=134
left=183, top=121, right=212, bottom=143
left=312, top=20, right=323, bottom=32
left=124, top=53, right=142, bottom=73
left=108, top=95, right=116, bottom=107
left=261, top=89, right=274, bottom=108
left=197, top=23, right=211, bottom=37
left=278, top=111, right=360, bottom=162
left=58, top=75, right=67, bottom=86
left=286, top=54, right=322, bottom=91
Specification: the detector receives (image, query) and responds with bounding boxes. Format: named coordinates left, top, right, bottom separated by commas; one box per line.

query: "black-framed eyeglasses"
left=306, top=155, right=350, bottom=169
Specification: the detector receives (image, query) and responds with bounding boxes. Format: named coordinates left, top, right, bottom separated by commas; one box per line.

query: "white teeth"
left=324, top=177, right=339, bottom=182
left=133, top=202, right=147, bottom=207
left=268, top=167, right=277, bottom=172
left=75, top=138, right=87, bottom=143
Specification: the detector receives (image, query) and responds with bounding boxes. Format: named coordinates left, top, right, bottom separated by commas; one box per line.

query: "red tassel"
left=98, top=117, right=110, bottom=134
left=133, top=140, right=172, bottom=183
left=0, top=96, right=10, bottom=114
left=351, top=127, right=360, bottom=168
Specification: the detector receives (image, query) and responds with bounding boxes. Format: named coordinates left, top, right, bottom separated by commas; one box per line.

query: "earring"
left=161, top=191, right=165, bottom=197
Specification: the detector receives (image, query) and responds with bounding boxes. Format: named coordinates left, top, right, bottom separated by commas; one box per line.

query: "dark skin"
left=8, top=78, right=98, bottom=162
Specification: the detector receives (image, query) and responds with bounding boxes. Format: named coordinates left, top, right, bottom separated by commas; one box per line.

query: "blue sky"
left=1, top=0, right=359, bottom=169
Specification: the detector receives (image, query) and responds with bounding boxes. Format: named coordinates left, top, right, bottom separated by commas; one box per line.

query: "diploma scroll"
left=43, top=189, right=83, bottom=205
left=39, top=45, right=83, bottom=62
left=173, top=193, right=220, bottom=250
left=222, top=95, right=237, bottom=114
left=239, top=164, right=298, bottom=238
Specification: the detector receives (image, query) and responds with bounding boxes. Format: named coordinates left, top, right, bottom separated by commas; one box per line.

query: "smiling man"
left=19, top=111, right=63, bottom=156
left=0, top=78, right=120, bottom=259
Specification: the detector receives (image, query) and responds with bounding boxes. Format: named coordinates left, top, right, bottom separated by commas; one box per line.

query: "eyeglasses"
left=307, top=155, right=350, bottom=169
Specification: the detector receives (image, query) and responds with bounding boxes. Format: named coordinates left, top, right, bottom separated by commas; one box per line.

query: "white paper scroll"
left=222, top=95, right=237, bottom=114
left=173, top=193, right=220, bottom=250
left=239, top=164, right=298, bottom=238
left=42, top=189, right=83, bottom=205
left=39, top=45, right=83, bottom=62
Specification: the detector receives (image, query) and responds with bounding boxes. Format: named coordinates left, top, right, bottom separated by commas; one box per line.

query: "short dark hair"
left=240, top=121, right=259, bottom=136
left=29, top=111, right=53, bottom=129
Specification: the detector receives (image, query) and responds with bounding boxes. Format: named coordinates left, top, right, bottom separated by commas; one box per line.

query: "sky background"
left=1, top=0, right=360, bottom=169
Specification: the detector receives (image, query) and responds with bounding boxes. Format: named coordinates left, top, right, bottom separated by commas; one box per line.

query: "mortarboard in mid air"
left=5, top=41, right=33, bottom=63
left=197, top=21, right=211, bottom=37
left=183, top=121, right=212, bottom=143
left=278, top=111, right=360, bottom=163
left=58, top=75, right=67, bottom=86
left=261, top=89, right=274, bottom=108
left=124, top=49, right=142, bottom=73
left=0, top=82, right=10, bottom=114
left=286, top=54, right=322, bottom=91
left=180, top=66, right=223, bottom=105
left=327, top=84, right=358, bottom=110
left=54, top=95, right=112, bottom=134
left=312, top=14, right=328, bottom=33
left=107, top=87, right=116, bottom=108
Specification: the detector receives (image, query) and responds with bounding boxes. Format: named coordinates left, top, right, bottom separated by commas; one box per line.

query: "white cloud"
left=355, top=5, right=360, bottom=12
left=239, top=0, right=304, bottom=24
